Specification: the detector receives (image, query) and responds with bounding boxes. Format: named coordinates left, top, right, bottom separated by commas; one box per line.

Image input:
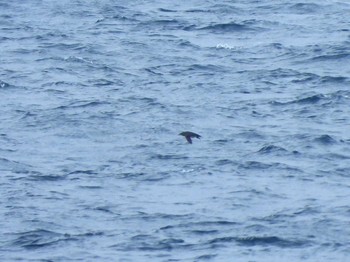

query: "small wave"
left=68, top=170, right=98, bottom=175
left=257, top=145, right=288, bottom=154
left=190, top=229, right=219, bottom=235
left=196, top=254, right=217, bottom=260
left=199, top=21, right=256, bottom=33
left=161, top=220, right=238, bottom=232
left=209, top=235, right=308, bottom=247
left=334, top=167, right=350, bottom=177
left=79, top=185, right=103, bottom=189
left=0, top=80, right=11, bottom=88
left=236, top=236, right=308, bottom=247
left=320, top=76, right=348, bottom=84
left=27, top=174, right=66, bottom=181
left=114, top=233, right=192, bottom=251
left=64, top=55, right=93, bottom=63
left=239, top=161, right=274, bottom=170
left=289, top=3, right=322, bottom=14
left=118, top=172, right=146, bottom=179
left=158, top=8, right=177, bottom=13
left=55, top=100, right=111, bottom=110
left=186, top=63, right=228, bottom=73
left=293, top=94, right=324, bottom=104
left=215, top=159, right=235, bottom=165
left=213, top=139, right=230, bottom=144
left=311, top=53, right=350, bottom=61
left=185, top=9, right=211, bottom=13
left=138, top=19, right=189, bottom=30
left=272, top=94, right=325, bottom=106
left=0, top=157, right=33, bottom=173
left=12, top=229, right=69, bottom=250
left=88, top=78, right=121, bottom=86
left=150, top=154, right=188, bottom=160
left=324, top=153, right=350, bottom=160
left=313, top=134, right=337, bottom=145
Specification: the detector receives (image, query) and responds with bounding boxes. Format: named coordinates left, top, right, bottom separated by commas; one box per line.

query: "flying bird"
left=179, top=131, right=201, bottom=144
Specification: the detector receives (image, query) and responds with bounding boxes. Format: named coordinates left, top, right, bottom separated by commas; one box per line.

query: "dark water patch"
left=186, top=63, right=229, bottom=74
left=143, top=173, right=171, bottom=182
left=198, top=21, right=258, bottom=33
left=196, top=254, right=217, bottom=260
left=288, top=3, right=322, bottom=14
left=254, top=68, right=321, bottom=84
left=236, top=130, right=266, bottom=140
left=293, top=206, right=321, bottom=216
left=236, top=236, right=309, bottom=248
left=209, top=235, right=308, bottom=248
left=0, top=133, right=19, bottom=144
left=27, top=174, right=66, bottom=182
left=215, top=159, right=235, bottom=165
left=118, top=172, right=146, bottom=179
left=88, top=78, right=123, bottom=87
left=121, top=96, right=165, bottom=108
left=68, top=170, right=98, bottom=175
left=0, top=148, right=16, bottom=153
left=311, top=53, right=350, bottom=62
left=12, top=229, right=74, bottom=250
left=0, top=157, right=33, bottom=173
left=271, top=94, right=325, bottom=106
left=313, top=135, right=337, bottom=145
left=160, top=220, right=238, bottom=232
left=190, top=230, right=219, bottom=235
left=293, top=94, right=324, bottom=104
left=323, top=153, right=350, bottom=160
left=130, top=212, right=192, bottom=222
left=185, top=9, right=211, bottom=13
left=138, top=19, right=190, bottom=31
left=55, top=100, right=111, bottom=110
left=213, top=139, right=230, bottom=144
left=334, top=167, right=350, bottom=177
left=144, top=67, right=163, bottom=75
left=291, top=73, right=320, bottom=83
left=320, top=76, right=348, bottom=84
left=177, top=39, right=199, bottom=49
left=150, top=154, right=189, bottom=160
left=117, top=235, right=190, bottom=251
left=238, top=161, right=303, bottom=174
left=35, top=31, right=69, bottom=41
left=158, top=8, right=177, bottom=13
left=245, top=224, right=269, bottom=233
left=93, top=206, right=115, bottom=214
left=0, top=80, right=11, bottom=88
left=239, top=161, right=274, bottom=170
left=208, top=4, right=242, bottom=14
left=79, top=185, right=103, bottom=189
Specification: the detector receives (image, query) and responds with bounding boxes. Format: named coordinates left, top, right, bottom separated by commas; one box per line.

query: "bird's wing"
left=185, top=136, right=192, bottom=144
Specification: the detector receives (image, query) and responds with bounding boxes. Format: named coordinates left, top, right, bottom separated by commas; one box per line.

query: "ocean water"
left=1, top=0, right=350, bottom=261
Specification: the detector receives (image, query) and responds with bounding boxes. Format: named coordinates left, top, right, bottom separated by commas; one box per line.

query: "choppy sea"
left=1, top=1, right=350, bottom=261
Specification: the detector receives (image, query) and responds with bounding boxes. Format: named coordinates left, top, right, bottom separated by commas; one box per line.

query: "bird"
left=179, top=131, right=201, bottom=144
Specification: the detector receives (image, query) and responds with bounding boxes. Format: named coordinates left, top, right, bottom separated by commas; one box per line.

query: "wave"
left=198, top=21, right=258, bottom=33
left=0, top=80, right=11, bottom=88
left=257, top=145, right=288, bottom=154
left=313, top=134, right=337, bottom=145
left=11, top=229, right=70, bottom=250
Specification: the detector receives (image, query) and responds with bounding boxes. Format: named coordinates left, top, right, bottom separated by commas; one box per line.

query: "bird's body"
left=179, top=131, right=201, bottom=144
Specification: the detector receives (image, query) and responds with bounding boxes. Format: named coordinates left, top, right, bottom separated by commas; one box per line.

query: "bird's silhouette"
left=179, top=131, right=201, bottom=144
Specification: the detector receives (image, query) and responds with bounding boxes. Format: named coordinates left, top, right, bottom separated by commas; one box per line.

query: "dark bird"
left=179, top=131, right=201, bottom=144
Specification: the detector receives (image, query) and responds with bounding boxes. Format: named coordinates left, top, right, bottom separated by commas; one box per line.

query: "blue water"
left=1, top=1, right=350, bottom=261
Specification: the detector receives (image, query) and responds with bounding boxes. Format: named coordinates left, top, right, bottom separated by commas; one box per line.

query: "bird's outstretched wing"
left=185, top=136, right=192, bottom=144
